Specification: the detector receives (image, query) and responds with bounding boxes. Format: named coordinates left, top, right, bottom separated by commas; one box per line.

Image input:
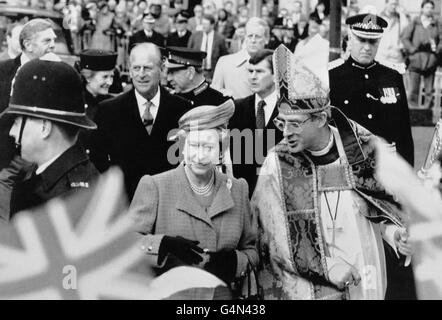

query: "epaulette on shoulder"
left=328, top=58, right=345, bottom=71
left=378, top=60, right=406, bottom=75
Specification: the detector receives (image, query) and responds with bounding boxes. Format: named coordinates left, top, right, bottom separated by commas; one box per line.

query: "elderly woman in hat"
left=79, top=49, right=117, bottom=119
left=77, top=49, right=117, bottom=152
left=129, top=100, right=258, bottom=292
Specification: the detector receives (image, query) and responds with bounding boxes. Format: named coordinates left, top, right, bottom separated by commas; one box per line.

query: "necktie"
left=142, top=101, right=154, bottom=134
left=256, top=100, right=266, bottom=129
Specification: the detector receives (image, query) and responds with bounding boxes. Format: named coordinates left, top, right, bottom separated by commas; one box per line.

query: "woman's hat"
left=80, top=49, right=117, bottom=71
left=169, top=99, right=235, bottom=141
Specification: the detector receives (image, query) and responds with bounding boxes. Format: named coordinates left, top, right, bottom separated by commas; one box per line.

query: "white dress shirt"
left=254, top=90, right=277, bottom=126
left=200, top=30, right=214, bottom=69
left=135, top=87, right=160, bottom=123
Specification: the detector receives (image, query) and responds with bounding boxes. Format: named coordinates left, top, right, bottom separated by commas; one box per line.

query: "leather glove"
left=204, top=250, right=237, bottom=284
left=0, top=155, right=31, bottom=188
left=158, top=235, right=204, bottom=265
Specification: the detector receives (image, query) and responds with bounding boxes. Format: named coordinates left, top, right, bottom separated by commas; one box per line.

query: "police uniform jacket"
left=10, top=144, right=99, bottom=217
left=178, top=81, right=230, bottom=107
left=167, top=30, right=192, bottom=48
left=329, top=56, right=414, bottom=165
left=128, top=30, right=166, bottom=51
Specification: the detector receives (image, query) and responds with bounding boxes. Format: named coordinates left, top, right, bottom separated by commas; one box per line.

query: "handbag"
left=231, top=263, right=263, bottom=300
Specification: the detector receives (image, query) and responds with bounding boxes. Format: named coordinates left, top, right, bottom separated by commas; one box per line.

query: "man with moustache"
left=329, top=13, right=414, bottom=166
left=89, top=43, right=193, bottom=200
left=229, top=49, right=282, bottom=196
left=211, top=17, right=270, bottom=99
left=329, top=13, right=416, bottom=300
left=164, top=46, right=229, bottom=107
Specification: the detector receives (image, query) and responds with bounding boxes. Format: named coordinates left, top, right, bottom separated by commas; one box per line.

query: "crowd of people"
left=0, top=0, right=439, bottom=300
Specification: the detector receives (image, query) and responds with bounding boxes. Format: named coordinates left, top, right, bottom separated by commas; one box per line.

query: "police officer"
left=164, top=47, right=231, bottom=107
left=329, top=13, right=416, bottom=300
left=329, top=13, right=414, bottom=166
left=78, top=49, right=117, bottom=153
left=0, top=59, right=99, bottom=220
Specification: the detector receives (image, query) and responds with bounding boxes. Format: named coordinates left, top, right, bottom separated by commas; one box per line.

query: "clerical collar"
left=349, top=56, right=377, bottom=70
left=307, top=131, right=334, bottom=157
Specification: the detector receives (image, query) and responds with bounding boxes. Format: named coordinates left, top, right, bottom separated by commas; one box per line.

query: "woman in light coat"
left=129, top=100, right=258, bottom=293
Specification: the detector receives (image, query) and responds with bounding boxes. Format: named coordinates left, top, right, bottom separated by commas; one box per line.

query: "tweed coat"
left=129, top=163, right=258, bottom=279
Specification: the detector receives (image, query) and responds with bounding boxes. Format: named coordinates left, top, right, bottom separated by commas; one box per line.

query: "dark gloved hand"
left=158, top=235, right=204, bottom=265
left=0, top=155, right=31, bottom=188
left=204, top=250, right=237, bottom=284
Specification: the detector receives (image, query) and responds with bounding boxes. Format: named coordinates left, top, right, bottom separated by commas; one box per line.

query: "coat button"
left=366, top=93, right=370, bottom=98
left=344, top=100, right=349, bottom=104
left=365, top=74, right=369, bottom=79
left=368, top=114, right=373, bottom=119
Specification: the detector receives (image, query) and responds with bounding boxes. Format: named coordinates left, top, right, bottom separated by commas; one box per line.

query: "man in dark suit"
left=129, top=12, right=166, bottom=51
left=163, top=46, right=230, bottom=106
left=166, top=11, right=192, bottom=48
left=229, top=49, right=283, bottom=196
left=187, top=14, right=228, bottom=82
left=89, top=43, right=193, bottom=200
left=0, top=19, right=56, bottom=171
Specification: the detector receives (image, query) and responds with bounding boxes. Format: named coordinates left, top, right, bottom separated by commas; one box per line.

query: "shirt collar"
left=20, top=53, right=31, bottom=66
left=235, top=49, right=250, bottom=67
left=134, top=87, right=161, bottom=118
left=255, top=89, right=277, bottom=124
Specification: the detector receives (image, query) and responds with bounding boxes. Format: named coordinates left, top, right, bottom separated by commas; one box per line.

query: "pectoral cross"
left=324, top=191, right=342, bottom=252
left=327, top=221, right=344, bottom=249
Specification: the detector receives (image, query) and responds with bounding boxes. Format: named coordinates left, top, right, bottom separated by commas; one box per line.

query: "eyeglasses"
left=273, top=117, right=312, bottom=134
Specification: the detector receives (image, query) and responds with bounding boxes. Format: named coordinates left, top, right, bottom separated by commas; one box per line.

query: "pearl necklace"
left=185, top=165, right=215, bottom=196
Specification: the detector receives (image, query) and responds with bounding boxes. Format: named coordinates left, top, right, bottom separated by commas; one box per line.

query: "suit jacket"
left=0, top=55, right=21, bottom=170
left=167, top=30, right=192, bottom=47
left=129, top=163, right=258, bottom=279
left=187, top=31, right=228, bottom=70
left=128, top=30, right=166, bottom=51
left=89, top=87, right=193, bottom=200
left=229, top=94, right=283, bottom=196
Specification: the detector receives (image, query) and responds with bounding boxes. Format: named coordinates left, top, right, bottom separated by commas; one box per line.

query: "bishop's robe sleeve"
left=235, top=178, right=259, bottom=278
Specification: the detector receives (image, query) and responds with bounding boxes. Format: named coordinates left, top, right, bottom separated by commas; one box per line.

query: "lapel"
left=266, top=101, right=279, bottom=130
left=208, top=169, right=234, bottom=219
left=125, top=89, right=147, bottom=133
left=175, top=164, right=234, bottom=227
left=151, top=87, right=169, bottom=136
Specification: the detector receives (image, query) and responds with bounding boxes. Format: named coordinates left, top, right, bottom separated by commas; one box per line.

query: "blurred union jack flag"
left=0, top=168, right=226, bottom=299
